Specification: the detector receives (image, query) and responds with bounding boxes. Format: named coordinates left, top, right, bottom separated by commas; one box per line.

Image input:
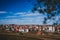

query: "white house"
left=19, top=29, right=24, bottom=33
left=42, top=25, right=55, bottom=32
left=24, top=29, right=29, bottom=33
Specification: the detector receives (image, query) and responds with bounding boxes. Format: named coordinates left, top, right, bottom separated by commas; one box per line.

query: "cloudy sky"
left=0, top=0, right=60, bottom=25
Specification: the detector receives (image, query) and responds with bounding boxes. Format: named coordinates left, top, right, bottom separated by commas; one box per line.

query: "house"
left=57, top=25, right=60, bottom=32
left=19, top=29, right=24, bottom=33
left=24, top=29, right=29, bottom=33
left=41, top=25, right=55, bottom=32
left=19, top=26, right=28, bottom=33
left=5, top=25, right=10, bottom=31
left=38, top=26, right=42, bottom=31
left=19, top=26, right=24, bottom=33
left=14, top=27, right=19, bottom=32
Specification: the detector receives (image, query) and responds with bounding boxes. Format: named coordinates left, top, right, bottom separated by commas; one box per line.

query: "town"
left=0, top=24, right=60, bottom=34
left=0, top=24, right=60, bottom=40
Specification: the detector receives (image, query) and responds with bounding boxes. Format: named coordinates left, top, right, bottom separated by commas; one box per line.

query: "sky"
left=0, top=0, right=60, bottom=25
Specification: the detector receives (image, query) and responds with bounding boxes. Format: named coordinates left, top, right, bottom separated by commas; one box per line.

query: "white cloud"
left=0, top=11, right=46, bottom=25
left=0, top=16, right=44, bottom=25
left=1, top=11, right=58, bottom=25
left=6, top=16, right=17, bottom=18
left=14, top=12, right=26, bottom=15
left=14, top=11, right=42, bottom=16
left=0, top=11, right=7, bottom=13
left=0, top=19, right=23, bottom=24
left=21, top=13, right=39, bottom=16
left=4, top=11, right=45, bottom=19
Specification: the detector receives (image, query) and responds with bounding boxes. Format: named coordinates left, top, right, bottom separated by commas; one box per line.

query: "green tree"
left=32, top=0, right=60, bottom=25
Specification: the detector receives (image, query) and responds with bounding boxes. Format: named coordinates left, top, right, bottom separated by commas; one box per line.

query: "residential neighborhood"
left=0, top=24, right=60, bottom=34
